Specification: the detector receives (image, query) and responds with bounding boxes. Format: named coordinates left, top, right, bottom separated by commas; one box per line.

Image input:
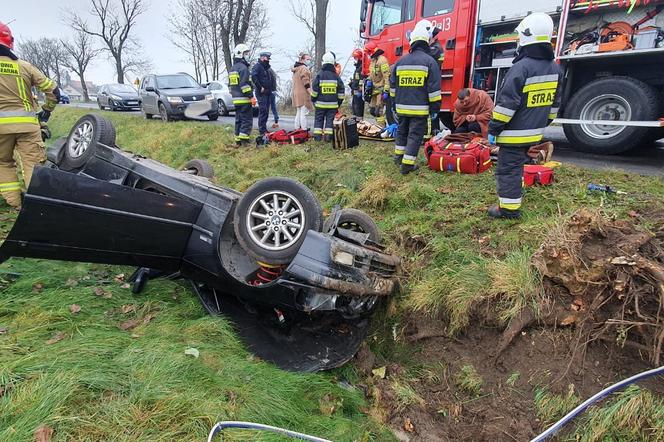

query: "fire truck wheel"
left=563, top=76, right=658, bottom=155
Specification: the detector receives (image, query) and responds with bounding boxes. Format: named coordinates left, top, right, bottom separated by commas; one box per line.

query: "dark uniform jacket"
left=389, top=44, right=442, bottom=117
left=349, top=61, right=364, bottom=92
left=228, top=58, right=253, bottom=106
left=311, top=64, right=345, bottom=109
left=251, top=61, right=274, bottom=95
left=488, top=45, right=562, bottom=146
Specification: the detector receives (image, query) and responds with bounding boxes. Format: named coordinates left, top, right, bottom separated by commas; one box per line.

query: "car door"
left=141, top=76, right=157, bottom=113
left=99, top=85, right=107, bottom=106
left=0, top=166, right=202, bottom=271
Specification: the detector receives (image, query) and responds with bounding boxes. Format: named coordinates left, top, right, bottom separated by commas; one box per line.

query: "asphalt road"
left=70, top=103, right=664, bottom=177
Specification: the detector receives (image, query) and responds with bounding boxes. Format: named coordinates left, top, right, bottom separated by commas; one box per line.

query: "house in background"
left=62, top=80, right=99, bottom=102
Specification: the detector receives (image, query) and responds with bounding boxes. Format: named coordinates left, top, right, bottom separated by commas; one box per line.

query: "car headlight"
left=205, top=94, right=214, bottom=101
left=167, top=96, right=183, bottom=104
left=111, top=94, right=122, bottom=100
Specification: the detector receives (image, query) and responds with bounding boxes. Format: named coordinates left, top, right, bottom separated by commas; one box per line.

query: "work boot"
left=487, top=205, right=521, bottom=220
left=393, top=154, right=403, bottom=166
left=400, top=163, right=419, bottom=175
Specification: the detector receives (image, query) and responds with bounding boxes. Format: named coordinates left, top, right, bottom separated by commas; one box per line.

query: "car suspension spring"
left=251, top=261, right=285, bottom=286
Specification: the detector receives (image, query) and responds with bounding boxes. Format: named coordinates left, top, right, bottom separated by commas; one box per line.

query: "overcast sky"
left=8, top=0, right=361, bottom=85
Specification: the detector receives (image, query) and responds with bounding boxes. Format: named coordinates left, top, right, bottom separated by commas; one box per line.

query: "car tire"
left=323, top=208, right=382, bottom=243
left=98, top=101, right=104, bottom=110
left=61, top=114, right=116, bottom=170
left=159, top=103, right=171, bottom=122
left=183, top=159, right=214, bottom=179
left=234, top=177, right=323, bottom=265
left=218, top=100, right=229, bottom=116
left=208, top=113, right=219, bottom=121
left=563, top=76, right=659, bottom=155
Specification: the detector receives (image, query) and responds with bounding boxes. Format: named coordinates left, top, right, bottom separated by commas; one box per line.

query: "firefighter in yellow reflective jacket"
left=389, top=21, right=441, bottom=175
left=0, top=22, right=58, bottom=209
left=487, top=13, right=562, bottom=219
left=365, top=41, right=391, bottom=127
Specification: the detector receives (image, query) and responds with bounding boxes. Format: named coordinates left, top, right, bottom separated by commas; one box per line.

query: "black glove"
left=37, top=109, right=51, bottom=122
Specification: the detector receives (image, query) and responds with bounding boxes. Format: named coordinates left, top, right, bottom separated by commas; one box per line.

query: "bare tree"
left=17, top=38, right=69, bottom=86
left=169, top=0, right=269, bottom=82
left=67, top=0, right=149, bottom=84
left=289, top=0, right=330, bottom=70
left=61, top=31, right=101, bottom=102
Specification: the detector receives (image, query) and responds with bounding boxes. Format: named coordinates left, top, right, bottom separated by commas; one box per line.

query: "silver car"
left=206, top=81, right=259, bottom=117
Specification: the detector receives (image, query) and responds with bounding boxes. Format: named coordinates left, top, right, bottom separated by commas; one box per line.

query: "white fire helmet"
left=233, top=43, right=250, bottom=59
left=515, top=13, right=554, bottom=46
left=322, top=52, right=336, bottom=65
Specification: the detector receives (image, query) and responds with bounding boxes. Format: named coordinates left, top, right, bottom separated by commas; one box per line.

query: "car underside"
left=0, top=114, right=401, bottom=371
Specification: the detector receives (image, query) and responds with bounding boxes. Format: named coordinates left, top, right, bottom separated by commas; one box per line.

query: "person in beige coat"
left=291, top=53, right=313, bottom=130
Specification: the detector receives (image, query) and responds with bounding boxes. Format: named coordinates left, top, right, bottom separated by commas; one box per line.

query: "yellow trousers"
left=0, top=129, right=45, bottom=207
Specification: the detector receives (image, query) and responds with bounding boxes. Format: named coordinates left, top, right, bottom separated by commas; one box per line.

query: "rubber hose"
left=207, top=421, right=332, bottom=442
left=531, top=365, right=664, bottom=442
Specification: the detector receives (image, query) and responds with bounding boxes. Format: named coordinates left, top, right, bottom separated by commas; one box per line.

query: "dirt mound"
left=530, top=209, right=664, bottom=366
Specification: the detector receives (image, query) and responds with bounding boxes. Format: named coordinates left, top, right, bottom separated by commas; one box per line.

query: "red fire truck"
left=360, top=0, right=664, bottom=154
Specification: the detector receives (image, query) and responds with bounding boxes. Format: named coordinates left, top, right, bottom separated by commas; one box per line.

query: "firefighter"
left=349, top=48, right=365, bottom=118
left=429, top=27, right=445, bottom=66
left=229, top=43, right=253, bottom=147
left=487, top=12, right=562, bottom=219
left=390, top=21, right=442, bottom=175
left=365, top=41, right=391, bottom=127
left=0, top=22, right=58, bottom=209
left=311, top=52, right=345, bottom=142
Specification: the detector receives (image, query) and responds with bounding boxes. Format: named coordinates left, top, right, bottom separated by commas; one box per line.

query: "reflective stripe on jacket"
left=228, top=59, right=253, bottom=106
left=389, top=46, right=441, bottom=117
left=311, top=64, right=345, bottom=110
left=0, top=55, right=57, bottom=133
left=369, top=53, right=391, bottom=93
left=488, top=55, right=562, bottom=146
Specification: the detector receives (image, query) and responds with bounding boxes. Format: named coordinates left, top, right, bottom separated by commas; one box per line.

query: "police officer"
left=390, top=21, right=442, bottom=175
left=311, top=52, right=345, bottom=142
left=349, top=48, right=365, bottom=118
left=228, top=43, right=253, bottom=147
left=487, top=13, right=562, bottom=219
left=0, top=22, right=58, bottom=209
left=251, top=51, right=275, bottom=135
left=365, top=41, right=391, bottom=127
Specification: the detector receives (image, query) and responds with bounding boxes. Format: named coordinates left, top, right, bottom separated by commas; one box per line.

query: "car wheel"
left=323, top=208, right=382, bottom=243
left=218, top=100, right=229, bottom=116
left=183, top=159, right=214, bottom=179
left=159, top=103, right=171, bottom=122
left=563, top=76, right=659, bottom=154
left=208, top=113, right=219, bottom=121
left=61, top=114, right=116, bottom=170
left=98, top=100, right=104, bottom=110
left=234, top=177, right=323, bottom=265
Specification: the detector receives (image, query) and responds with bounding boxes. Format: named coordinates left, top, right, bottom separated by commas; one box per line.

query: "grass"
left=534, top=384, right=580, bottom=427
left=2, top=107, right=664, bottom=439
left=454, top=365, right=483, bottom=397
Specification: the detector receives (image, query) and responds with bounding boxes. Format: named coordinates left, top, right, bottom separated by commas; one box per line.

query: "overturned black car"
left=0, top=114, right=400, bottom=371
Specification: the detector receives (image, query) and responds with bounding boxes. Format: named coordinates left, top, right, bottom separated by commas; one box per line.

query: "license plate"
left=126, top=101, right=138, bottom=105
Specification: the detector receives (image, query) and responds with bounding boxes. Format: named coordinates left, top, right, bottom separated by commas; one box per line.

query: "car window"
left=155, top=74, right=199, bottom=89
left=370, top=0, right=403, bottom=35
left=142, top=77, right=153, bottom=89
left=404, top=0, right=416, bottom=21
left=422, top=0, right=455, bottom=17
left=110, top=84, right=137, bottom=94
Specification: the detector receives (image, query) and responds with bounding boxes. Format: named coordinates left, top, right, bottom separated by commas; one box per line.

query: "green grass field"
left=1, top=108, right=663, bottom=441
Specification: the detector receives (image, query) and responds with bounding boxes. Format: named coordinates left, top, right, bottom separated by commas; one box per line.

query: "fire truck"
left=360, top=0, right=664, bottom=154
